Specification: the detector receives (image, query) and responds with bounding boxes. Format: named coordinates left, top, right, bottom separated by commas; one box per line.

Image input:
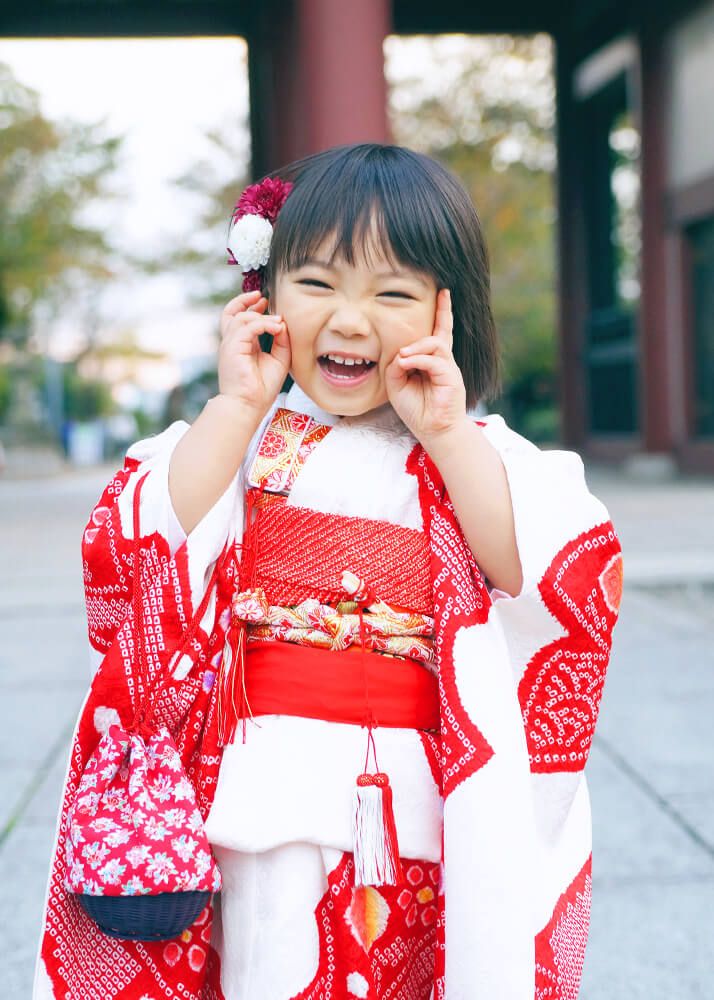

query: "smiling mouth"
left=317, top=355, right=377, bottom=381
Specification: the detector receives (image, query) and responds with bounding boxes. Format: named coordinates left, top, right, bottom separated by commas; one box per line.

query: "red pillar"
left=296, top=0, right=391, bottom=154
left=248, top=0, right=392, bottom=175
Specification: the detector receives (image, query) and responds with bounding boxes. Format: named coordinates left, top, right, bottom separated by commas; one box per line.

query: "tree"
left=0, top=62, right=125, bottom=351
left=138, top=124, right=250, bottom=311
left=62, top=366, right=114, bottom=422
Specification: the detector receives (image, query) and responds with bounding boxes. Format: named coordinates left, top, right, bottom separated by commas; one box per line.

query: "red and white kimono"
left=34, top=383, right=623, bottom=1000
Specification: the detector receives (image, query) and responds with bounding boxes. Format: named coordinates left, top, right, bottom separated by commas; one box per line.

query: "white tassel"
left=353, top=772, right=404, bottom=888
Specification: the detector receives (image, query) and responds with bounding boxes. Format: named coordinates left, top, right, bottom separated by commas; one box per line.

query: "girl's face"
left=272, top=234, right=439, bottom=416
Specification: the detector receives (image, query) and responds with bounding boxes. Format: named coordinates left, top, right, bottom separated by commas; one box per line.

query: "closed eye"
left=379, top=291, right=415, bottom=300
left=298, top=278, right=332, bottom=289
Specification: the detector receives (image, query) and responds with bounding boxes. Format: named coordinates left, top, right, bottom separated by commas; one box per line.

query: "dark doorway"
left=687, top=217, right=714, bottom=437
left=580, top=71, right=641, bottom=435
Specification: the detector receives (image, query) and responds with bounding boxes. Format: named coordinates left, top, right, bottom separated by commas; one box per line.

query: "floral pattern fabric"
left=65, top=724, right=222, bottom=897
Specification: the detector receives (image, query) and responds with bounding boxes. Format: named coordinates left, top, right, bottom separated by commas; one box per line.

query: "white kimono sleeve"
left=476, top=412, right=622, bottom=934
left=119, top=421, right=244, bottom=611
left=478, top=413, right=613, bottom=599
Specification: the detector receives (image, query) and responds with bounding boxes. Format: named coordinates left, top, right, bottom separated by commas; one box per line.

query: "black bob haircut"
left=259, top=143, right=501, bottom=407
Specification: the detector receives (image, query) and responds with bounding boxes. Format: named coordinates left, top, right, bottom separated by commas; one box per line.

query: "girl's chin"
left=292, top=374, right=387, bottom=416
left=319, top=390, right=380, bottom=416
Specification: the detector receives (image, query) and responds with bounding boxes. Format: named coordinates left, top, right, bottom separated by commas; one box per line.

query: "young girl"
left=35, top=143, right=623, bottom=1000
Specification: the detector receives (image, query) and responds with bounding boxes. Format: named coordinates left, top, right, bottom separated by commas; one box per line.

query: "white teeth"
left=325, top=354, right=370, bottom=366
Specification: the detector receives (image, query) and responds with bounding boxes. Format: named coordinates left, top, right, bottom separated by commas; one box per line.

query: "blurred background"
left=0, top=31, right=563, bottom=463
left=0, top=2, right=712, bottom=998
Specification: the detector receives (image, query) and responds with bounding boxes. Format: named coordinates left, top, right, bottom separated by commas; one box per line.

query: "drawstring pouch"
left=64, top=472, right=222, bottom=941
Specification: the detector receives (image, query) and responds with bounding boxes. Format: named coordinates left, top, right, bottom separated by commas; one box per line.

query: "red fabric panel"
left=293, top=851, right=438, bottom=1000
left=243, top=641, right=439, bottom=732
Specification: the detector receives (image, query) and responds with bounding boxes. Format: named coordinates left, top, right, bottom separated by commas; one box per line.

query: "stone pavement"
left=0, top=458, right=712, bottom=999
left=578, top=462, right=714, bottom=998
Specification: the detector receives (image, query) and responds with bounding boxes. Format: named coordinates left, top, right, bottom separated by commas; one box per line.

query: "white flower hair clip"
left=226, top=176, right=294, bottom=292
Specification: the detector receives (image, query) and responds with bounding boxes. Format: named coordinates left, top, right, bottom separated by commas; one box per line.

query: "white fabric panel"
left=212, top=842, right=331, bottom=1000
left=285, top=398, right=423, bottom=531
left=206, top=716, right=443, bottom=863
left=120, top=420, right=242, bottom=608
left=443, top=622, right=537, bottom=999
left=530, top=773, right=593, bottom=932
left=478, top=415, right=610, bottom=599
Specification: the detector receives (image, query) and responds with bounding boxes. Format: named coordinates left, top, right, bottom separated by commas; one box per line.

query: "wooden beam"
left=392, top=0, right=561, bottom=34
left=0, top=2, right=251, bottom=37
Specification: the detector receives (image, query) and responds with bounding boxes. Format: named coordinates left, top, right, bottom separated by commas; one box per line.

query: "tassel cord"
left=352, top=589, right=404, bottom=887
left=357, top=604, right=378, bottom=739
left=128, top=471, right=230, bottom=738
left=217, top=484, right=265, bottom=746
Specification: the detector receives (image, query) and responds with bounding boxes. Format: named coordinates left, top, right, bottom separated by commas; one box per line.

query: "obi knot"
left=341, top=570, right=377, bottom=608
left=232, top=587, right=269, bottom=624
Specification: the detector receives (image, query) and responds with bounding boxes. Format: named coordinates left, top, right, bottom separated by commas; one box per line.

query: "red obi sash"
left=242, top=640, right=440, bottom=732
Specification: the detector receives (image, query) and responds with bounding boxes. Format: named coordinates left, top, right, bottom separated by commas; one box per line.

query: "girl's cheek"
left=287, top=300, right=319, bottom=325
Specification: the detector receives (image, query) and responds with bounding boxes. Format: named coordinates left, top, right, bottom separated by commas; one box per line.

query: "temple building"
left=3, top=0, right=713, bottom=471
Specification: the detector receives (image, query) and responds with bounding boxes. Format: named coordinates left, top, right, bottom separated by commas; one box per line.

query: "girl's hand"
left=218, top=289, right=291, bottom=422
left=385, top=289, right=468, bottom=446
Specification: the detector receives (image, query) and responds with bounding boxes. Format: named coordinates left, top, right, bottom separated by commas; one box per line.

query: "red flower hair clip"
left=226, top=176, right=294, bottom=292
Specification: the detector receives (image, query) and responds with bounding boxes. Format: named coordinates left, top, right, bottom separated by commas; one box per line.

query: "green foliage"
left=0, top=352, right=48, bottom=434
left=131, top=406, right=159, bottom=439
left=0, top=352, right=115, bottom=428
left=62, top=365, right=114, bottom=421
left=0, top=62, right=124, bottom=349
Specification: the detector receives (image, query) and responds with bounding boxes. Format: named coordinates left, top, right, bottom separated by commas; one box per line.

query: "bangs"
left=267, top=145, right=452, bottom=284
left=278, top=201, right=401, bottom=273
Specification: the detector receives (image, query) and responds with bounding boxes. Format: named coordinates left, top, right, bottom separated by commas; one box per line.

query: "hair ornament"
left=226, top=176, right=294, bottom=291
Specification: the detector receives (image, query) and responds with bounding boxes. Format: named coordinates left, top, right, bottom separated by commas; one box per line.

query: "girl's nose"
left=327, top=302, right=371, bottom=338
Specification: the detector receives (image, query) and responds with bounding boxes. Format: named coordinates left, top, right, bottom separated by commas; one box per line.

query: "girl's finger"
left=384, top=353, right=409, bottom=387
left=223, top=310, right=283, bottom=334
left=433, top=288, right=454, bottom=345
left=222, top=315, right=284, bottom=345
left=267, top=322, right=291, bottom=369
left=399, top=337, right=449, bottom=359
left=397, top=353, right=450, bottom=379
left=222, top=290, right=265, bottom=316
left=246, top=296, right=270, bottom=313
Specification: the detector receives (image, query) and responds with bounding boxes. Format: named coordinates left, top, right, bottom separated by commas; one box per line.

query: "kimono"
left=34, top=382, right=623, bottom=1000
